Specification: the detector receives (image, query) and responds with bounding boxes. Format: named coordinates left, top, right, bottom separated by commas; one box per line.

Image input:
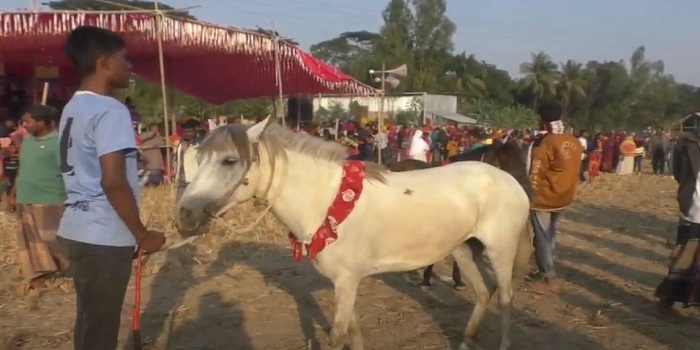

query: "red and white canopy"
left=0, top=11, right=377, bottom=104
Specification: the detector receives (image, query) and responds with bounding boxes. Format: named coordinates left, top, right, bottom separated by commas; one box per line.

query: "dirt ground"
left=1, top=172, right=699, bottom=350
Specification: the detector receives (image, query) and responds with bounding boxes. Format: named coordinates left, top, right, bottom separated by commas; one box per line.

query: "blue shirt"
left=57, top=91, right=140, bottom=247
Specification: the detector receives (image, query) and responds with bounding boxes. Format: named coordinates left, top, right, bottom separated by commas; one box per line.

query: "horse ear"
left=247, top=115, right=271, bottom=143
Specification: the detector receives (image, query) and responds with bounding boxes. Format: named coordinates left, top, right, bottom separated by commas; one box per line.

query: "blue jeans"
left=530, top=210, right=562, bottom=278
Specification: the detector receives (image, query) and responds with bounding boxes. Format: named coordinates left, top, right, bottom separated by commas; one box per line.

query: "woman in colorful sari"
left=655, top=127, right=700, bottom=314
left=616, top=134, right=636, bottom=175
left=387, top=125, right=399, bottom=163
left=601, top=133, right=615, bottom=172
left=588, top=133, right=603, bottom=179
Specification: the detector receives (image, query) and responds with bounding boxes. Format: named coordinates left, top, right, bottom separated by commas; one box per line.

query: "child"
left=2, top=141, right=19, bottom=194
left=1, top=141, right=19, bottom=210
left=58, top=26, right=165, bottom=350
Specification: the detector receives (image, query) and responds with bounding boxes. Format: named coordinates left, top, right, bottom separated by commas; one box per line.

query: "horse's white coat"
left=177, top=117, right=531, bottom=350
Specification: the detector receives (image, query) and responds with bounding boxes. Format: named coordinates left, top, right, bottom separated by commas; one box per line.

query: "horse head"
left=176, top=116, right=272, bottom=236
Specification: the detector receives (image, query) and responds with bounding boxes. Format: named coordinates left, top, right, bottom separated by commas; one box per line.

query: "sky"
left=5, top=0, right=700, bottom=85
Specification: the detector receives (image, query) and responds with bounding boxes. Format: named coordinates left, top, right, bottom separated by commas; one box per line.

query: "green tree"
left=519, top=51, right=559, bottom=108
left=372, top=0, right=416, bottom=92
left=556, top=60, right=587, bottom=118
left=410, top=0, right=456, bottom=91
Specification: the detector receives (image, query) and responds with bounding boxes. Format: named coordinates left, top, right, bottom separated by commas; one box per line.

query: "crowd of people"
left=0, top=25, right=698, bottom=350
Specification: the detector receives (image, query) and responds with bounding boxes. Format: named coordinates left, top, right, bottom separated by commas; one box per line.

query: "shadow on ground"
left=141, top=240, right=608, bottom=350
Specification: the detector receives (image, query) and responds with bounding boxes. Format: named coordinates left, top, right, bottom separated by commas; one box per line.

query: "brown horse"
left=390, top=140, right=533, bottom=289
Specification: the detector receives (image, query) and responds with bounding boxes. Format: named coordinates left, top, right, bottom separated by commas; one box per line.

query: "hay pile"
left=140, top=186, right=288, bottom=245
left=0, top=185, right=290, bottom=296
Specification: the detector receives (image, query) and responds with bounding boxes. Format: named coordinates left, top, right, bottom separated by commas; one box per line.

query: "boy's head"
left=147, top=122, right=160, bottom=134
left=22, top=105, right=60, bottom=137
left=537, top=101, right=562, bottom=124
left=64, top=26, right=131, bottom=89
left=181, top=119, right=200, bottom=141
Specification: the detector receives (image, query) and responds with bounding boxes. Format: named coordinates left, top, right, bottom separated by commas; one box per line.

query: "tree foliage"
left=48, top=0, right=700, bottom=129
left=310, top=0, right=700, bottom=129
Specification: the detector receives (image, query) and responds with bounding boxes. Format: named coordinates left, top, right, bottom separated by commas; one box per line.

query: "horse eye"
left=221, top=157, right=238, bottom=166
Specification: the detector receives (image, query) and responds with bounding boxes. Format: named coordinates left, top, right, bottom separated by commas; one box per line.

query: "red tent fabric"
left=0, top=11, right=377, bottom=104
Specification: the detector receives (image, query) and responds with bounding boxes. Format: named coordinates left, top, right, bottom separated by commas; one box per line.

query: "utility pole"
left=369, top=63, right=407, bottom=164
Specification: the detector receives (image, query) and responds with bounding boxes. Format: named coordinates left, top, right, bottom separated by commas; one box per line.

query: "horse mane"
left=445, top=141, right=534, bottom=200
left=200, top=124, right=386, bottom=182
left=489, top=141, right=534, bottom=199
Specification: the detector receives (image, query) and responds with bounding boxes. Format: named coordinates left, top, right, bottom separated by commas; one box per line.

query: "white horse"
left=176, top=117, right=531, bottom=350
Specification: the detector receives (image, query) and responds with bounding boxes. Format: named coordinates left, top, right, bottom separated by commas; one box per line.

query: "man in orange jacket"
left=527, top=101, right=583, bottom=293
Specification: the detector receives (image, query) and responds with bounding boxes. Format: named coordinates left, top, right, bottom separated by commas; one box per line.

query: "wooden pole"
left=296, top=94, right=301, bottom=132
left=154, top=1, right=172, bottom=184
left=378, top=63, right=386, bottom=164
left=40, top=82, right=49, bottom=105
left=272, top=22, right=285, bottom=127
left=335, top=118, right=340, bottom=141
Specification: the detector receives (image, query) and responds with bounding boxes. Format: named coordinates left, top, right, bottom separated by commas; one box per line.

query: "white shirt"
left=376, top=132, right=388, bottom=149
left=686, top=176, right=700, bottom=224
left=408, top=130, right=429, bottom=162
left=578, top=137, right=588, bottom=159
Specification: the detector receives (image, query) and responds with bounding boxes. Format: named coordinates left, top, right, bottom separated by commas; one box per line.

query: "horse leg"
left=486, top=248, right=515, bottom=350
left=452, top=262, right=467, bottom=290
left=452, top=244, right=495, bottom=350
left=330, top=274, right=363, bottom=350
left=347, top=311, right=364, bottom=350
left=420, top=264, right=433, bottom=287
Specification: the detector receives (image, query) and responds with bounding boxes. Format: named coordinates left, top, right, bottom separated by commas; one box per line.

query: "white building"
left=312, top=92, right=477, bottom=124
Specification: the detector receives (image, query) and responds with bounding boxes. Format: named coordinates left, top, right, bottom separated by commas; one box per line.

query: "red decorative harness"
left=289, top=161, right=366, bottom=262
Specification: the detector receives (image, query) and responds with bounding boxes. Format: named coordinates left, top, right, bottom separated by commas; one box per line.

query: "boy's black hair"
left=537, top=101, right=562, bottom=122
left=26, top=105, right=60, bottom=124
left=64, top=26, right=126, bottom=77
left=182, top=119, right=200, bottom=129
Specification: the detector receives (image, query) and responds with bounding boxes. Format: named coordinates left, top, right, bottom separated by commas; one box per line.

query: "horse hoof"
left=419, top=285, right=431, bottom=292
left=329, top=330, right=347, bottom=350
left=454, top=284, right=467, bottom=291
left=438, top=275, right=455, bottom=283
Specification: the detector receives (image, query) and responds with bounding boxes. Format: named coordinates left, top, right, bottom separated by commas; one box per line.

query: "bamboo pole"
left=272, top=22, right=285, bottom=127
left=40, top=82, right=49, bottom=105
left=378, top=63, right=386, bottom=164
left=154, top=1, right=172, bottom=185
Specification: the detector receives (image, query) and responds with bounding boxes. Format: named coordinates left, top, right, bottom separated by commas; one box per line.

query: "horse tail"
left=512, top=222, right=533, bottom=280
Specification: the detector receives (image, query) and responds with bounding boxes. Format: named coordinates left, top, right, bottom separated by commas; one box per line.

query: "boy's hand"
left=138, top=230, right=166, bottom=253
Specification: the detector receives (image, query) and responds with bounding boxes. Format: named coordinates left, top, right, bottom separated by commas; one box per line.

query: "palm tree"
left=557, top=60, right=587, bottom=117
left=448, top=53, right=486, bottom=98
left=520, top=51, right=558, bottom=108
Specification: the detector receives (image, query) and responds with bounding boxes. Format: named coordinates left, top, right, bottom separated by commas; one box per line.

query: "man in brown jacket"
left=528, top=101, right=583, bottom=293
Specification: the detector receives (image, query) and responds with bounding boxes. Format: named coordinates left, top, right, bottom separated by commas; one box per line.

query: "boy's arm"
left=94, top=108, right=148, bottom=242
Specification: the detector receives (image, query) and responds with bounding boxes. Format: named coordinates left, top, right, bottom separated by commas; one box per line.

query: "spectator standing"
left=655, top=121, right=700, bottom=313
left=139, top=123, right=165, bottom=186
left=174, top=119, right=202, bottom=201
left=10, top=105, right=68, bottom=289
left=527, top=101, right=583, bottom=293
left=57, top=26, right=165, bottom=350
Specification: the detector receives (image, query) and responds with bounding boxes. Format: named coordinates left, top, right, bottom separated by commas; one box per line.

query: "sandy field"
left=1, top=172, right=699, bottom=350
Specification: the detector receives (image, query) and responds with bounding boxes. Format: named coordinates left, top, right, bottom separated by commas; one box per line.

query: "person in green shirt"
left=9, top=104, right=68, bottom=290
